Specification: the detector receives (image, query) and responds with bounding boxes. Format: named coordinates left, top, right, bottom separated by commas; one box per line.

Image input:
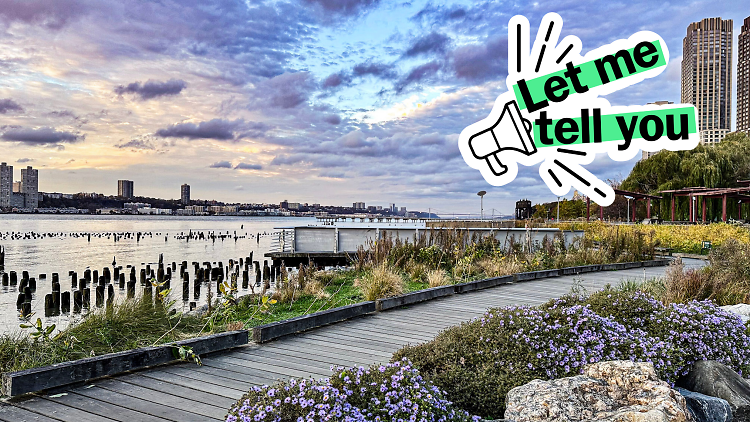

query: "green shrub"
left=394, top=290, right=750, bottom=419
left=225, top=359, right=477, bottom=422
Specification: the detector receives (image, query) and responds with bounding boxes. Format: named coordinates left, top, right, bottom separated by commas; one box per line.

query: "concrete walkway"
left=0, top=260, right=702, bottom=422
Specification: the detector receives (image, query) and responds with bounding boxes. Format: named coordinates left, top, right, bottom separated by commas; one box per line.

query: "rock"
left=677, top=388, right=732, bottom=422
left=504, top=360, right=691, bottom=422
left=720, top=304, right=750, bottom=323
left=678, top=360, right=750, bottom=422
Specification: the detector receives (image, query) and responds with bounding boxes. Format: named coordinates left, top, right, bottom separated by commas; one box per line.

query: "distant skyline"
left=0, top=0, right=748, bottom=215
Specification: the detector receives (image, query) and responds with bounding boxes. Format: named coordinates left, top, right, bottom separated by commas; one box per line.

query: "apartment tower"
left=21, top=166, right=38, bottom=209
left=118, top=180, right=134, bottom=198
left=738, top=16, right=750, bottom=133
left=681, top=17, right=733, bottom=144
left=0, top=163, right=12, bottom=208
left=181, top=184, right=191, bottom=205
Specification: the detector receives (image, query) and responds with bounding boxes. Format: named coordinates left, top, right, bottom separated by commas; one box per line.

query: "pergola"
left=659, top=185, right=750, bottom=222
left=586, top=189, right=662, bottom=222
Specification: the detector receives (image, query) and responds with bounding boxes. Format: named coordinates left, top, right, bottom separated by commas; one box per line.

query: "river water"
left=0, top=215, right=315, bottom=334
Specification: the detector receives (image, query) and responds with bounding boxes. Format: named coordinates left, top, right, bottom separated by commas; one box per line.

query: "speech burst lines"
left=458, top=12, right=700, bottom=206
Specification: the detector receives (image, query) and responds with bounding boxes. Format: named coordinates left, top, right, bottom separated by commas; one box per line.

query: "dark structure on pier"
left=515, top=199, right=533, bottom=220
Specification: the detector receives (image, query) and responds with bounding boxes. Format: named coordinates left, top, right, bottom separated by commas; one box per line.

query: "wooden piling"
left=83, top=288, right=90, bottom=308
left=1, top=273, right=7, bottom=286
left=95, top=285, right=104, bottom=307
left=28, top=277, right=36, bottom=291
left=9, top=271, right=16, bottom=285
left=107, top=284, right=114, bottom=305
left=119, top=273, right=125, bottom=288
left=44, top=294, right=54, bottom=317
left=61, top=291, right=70, bottom=313
left=71, top=272, right=77, bottom=289
left=73, top=290, right=82, bottom=313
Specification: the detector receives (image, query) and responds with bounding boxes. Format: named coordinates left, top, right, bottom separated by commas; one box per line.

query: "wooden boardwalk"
left=0, top=262, right=701, bottom=421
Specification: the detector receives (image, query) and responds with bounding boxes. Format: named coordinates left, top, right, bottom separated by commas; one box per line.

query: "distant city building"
left=123, top=202, right=150, bottom=210
left=12, top=181, right=20, bottom=193
left=21, top=166, right=39, bottom=209
left=515, top=199, right=533, bottom=220
left=739, top=16, right=750, bottom=133
left=208, top=205, right=238, bottom=214
left=279, top=200, right=289, bottom=210
left=181, top=184, right=190, bottom=205
left=353, top=202, right=366, bottom=209
left=390, top=203, right=396, bottom=213
left=0, top=163, right=11, bottom=208
left=117, top=180, right=134, bottom=198
left=641, top=101, right=676, bottom=160
left=399, top=206, right=407, bottom=215
left=681, top=17, right=733, bottom=145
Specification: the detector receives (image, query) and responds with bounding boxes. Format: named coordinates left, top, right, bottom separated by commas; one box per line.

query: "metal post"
left=586, top=197, right=590, bottom=222
left=702, top=198, right=706, bottom=223
left=556, top=196, right=560, bottom=221
left=646, top=198, right=651, bottom=219
left=722, top=194, right=727, bottom=222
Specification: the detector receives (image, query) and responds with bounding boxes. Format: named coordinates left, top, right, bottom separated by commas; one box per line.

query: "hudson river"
left=0, top=214, right=316, bottom=333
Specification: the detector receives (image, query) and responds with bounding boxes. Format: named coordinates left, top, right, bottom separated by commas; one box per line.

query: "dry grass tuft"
left=426, top=270, right=450, bottom=287
left=355, top=263, right=405, bottom=301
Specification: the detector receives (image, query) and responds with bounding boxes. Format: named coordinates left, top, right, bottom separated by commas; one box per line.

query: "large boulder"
left=678, top=360, right=750, bottom=422
left=677, top=388, right=732, bottom=422
left=504, top=360, right=692, bottom=422
left=720, top=304, right=750, bottom=323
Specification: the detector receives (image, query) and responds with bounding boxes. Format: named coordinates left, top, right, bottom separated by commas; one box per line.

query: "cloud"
left=451, top=36, right=507, bottom=82
left=301, top=0, right=380, bottom=16
left=234, top=162, right=262, bottom=170
left=404, top=31, right=451, bottom=57
left=0, top=98, right=23, bottom=114
left=323, top=114, right=342, bottom=125
left=397, top=61, right=441, bottom=91
left=209, top=160, right=233, bottom=169
left=114, top=79, right=187, bottom=100
left=155, top=119, right=243, bottom=141
left=352, top=61, right=397, bottom=79
left=0, top=0, right=88, bottom=30
left=115, top=138, right=156, bottom=150
left=0, top=127, right=83, bottom=145
left=322, top=72, right=352, bottom=89
left=16, top=158, right=34, bottom=163
left=248, top=72, right=316, bottom=109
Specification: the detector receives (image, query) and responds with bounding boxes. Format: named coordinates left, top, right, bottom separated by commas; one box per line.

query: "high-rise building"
left=681, top=17, right=733, bottom=145
left=738, top=16, right=750, bottom=133
left=390, top=203, right=396, bottom=213
left=353, top=202, right=365, bottom=209
left=0, top=163, right=12, bottom=208
left=118, top=180, right=134, bottom=198
left=641, top=101, right=675, bottom=160
left=12, top=181, right=21, bottom=193
left=181, top=184, right=191, bottom=205
left=21, top=166, right=38, bottom=209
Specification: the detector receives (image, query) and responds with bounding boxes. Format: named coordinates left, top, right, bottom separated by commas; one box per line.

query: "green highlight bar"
left=533, top=107, right=697, bottom=148
left=513, top=40, right=666, bottom=111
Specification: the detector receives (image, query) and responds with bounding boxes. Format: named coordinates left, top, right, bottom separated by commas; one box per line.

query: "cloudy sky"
left=0, top=0, right=747, bottom=216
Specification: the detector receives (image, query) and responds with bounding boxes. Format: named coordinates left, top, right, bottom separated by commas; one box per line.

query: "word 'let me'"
left=512, top=40, right=666, bottom=113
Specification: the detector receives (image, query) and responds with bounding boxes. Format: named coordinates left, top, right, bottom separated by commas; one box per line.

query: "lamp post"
left=477, top=191, right=486, bottom=220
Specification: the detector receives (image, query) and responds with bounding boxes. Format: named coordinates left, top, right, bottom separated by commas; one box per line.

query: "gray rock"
left=678, top=361, right=750, bottom=422
left=504, top=360, right=691, bottom=421
left=720, top=304, right=750, bottom=323
left=678, top=388, right=732, bottom=422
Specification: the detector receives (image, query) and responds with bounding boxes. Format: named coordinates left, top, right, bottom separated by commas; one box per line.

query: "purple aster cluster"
left=225, top=358, right=479, bottom=422
left=476, top=290, right=750, bottom=384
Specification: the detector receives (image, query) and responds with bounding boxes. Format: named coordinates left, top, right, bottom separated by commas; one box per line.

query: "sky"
left=0, top=0, right=748, bottom=216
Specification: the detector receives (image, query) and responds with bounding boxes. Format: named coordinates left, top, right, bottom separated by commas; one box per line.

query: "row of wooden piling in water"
left=0, top=248, right=285, bottom=319
left=0, top=230, right=274, bottom=243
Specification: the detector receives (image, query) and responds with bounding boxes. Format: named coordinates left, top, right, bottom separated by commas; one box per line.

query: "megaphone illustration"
left=468, top=100, right=536, bottom=176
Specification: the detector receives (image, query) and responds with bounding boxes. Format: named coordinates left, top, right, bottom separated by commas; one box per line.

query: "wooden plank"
left=117, top=374, right=236, bottom=409
left=256, top=344, right=369, bottom=368
left=70, top=387, right=210, bottom=422
left=227, top=345, right=361, bottom=369
left=260, top=343, right=375, bottom=367
left=2, top=331, right=248, bottom=397
left=93, top=378, right=227, bottom=419
left=273, top=336, right=393, bottom=359
left=158, top=366, right=256, bottom=392
left=306, top=329, right=411, bottom=349
left=31, top=392, right=159, bottom=422
left=0, top=404, right=61, bottom=422
left=140, top=370, right=245, bottom=399
left=205, top=354, right=329, bottom=380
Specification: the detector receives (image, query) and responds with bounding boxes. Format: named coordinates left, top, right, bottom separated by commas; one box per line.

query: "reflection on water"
left=0, top=214, right=314, bottom=334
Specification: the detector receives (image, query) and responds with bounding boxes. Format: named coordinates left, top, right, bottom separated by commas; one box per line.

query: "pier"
left=0, top=262, right=698, bottom=422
